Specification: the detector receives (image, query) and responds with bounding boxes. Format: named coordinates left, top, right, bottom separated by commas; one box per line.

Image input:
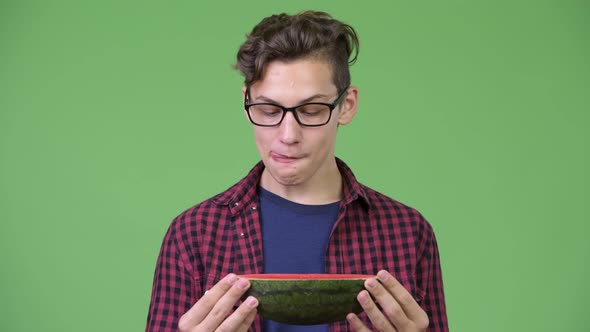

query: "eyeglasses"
left=244, top=88, right=348, bottom=127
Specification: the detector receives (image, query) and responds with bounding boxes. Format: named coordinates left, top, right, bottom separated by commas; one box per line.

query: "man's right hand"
left=178, top=273, right=258, bottom=332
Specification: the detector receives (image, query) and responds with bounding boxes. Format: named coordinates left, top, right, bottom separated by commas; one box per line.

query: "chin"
left=272, top=169, right=304, bottom=186
left=264, top=164, right=305, bottom=186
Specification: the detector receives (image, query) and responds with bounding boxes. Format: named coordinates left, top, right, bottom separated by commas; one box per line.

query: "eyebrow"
left=253, top=93, right=331, bottom=105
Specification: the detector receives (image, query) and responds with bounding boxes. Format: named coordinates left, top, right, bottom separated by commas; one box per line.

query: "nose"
left=278, top=111, right=302, bottom=145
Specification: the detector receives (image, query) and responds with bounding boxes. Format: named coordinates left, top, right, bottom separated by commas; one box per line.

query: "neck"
left=260, top=160, right=343, bottom=205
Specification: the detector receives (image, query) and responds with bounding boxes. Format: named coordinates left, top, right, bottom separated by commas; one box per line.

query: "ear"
left=337, top=86, right=359, bottom=125
left=241, top=86, right=249, bottom=120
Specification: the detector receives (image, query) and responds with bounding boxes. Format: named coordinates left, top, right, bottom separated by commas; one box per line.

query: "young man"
left=146, top=11, right=448, bottom=332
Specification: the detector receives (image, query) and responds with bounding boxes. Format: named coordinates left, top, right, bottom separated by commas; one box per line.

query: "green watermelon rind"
left=242, top=275, right=370, bottom=325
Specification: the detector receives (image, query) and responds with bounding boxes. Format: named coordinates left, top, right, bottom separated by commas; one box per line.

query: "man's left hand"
left=347, top=270, right=429, bottom=332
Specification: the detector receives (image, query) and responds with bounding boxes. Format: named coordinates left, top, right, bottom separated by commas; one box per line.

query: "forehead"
left=251, top=58, right=336, bottom=99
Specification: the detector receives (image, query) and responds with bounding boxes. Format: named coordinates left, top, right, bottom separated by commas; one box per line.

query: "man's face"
left=243, top=58, right=358, bottom=190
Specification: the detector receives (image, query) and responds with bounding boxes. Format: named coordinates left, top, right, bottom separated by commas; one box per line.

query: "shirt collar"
left=336, top=158, right=371, bottom=208
left=212, top=157, right=371, bottom=215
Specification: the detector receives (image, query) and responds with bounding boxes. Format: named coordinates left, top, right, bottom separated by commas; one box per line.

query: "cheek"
left=253, top=129, right=271, bottom=149
left=307, top=130, right=337, bottom=155
left=318, top=126, right=338, bottom=145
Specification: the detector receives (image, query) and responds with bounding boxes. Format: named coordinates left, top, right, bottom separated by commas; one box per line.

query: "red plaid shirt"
left=146, top=159, right=448, bottom=331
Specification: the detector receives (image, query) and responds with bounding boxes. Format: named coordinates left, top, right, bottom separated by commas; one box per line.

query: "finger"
left=178, top=274, right=238, bottom=330
left=377, top=270, right=428, bottom=325
left=365, top=276, right=410, bottom=329
left=216, top=296, right=258, bottom=332
left=236, top=305, right=258, bottom=332
left=197, top=277, right=252, bottom=331
left=346, top=313, right=374, bottom=332
left=356, top=290, right=397, bottom=332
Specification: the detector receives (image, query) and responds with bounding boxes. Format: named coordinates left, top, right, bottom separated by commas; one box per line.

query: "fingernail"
left=246, top=296, right=258, bottom=307
left=237, top=278, right=250, bottom=289
left=226, top=274, right=237, bottom=285
left=358, top=291, right=369, bottom=304
left=377, top=270, right=389, bottom=281
left=366, top=278, right=377, bottom=289
left=346, top=313, right=357, bottom=322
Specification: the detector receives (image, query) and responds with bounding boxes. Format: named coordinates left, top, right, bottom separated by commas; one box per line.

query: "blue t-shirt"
left=259, top=187, right=340, bottom=332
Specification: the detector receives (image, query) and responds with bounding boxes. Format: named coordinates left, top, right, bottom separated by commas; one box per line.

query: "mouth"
left=270, top=152, right=302, bottom=163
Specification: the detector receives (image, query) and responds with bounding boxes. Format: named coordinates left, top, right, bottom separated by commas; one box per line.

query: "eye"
left=252, top=104, right=283, bottom=116
left=298, top=104, right=328, bottom=116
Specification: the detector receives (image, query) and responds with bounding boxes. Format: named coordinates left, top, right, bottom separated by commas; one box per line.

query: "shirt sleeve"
left=417, top=223, right=449, bottom=332
left=146, top=220, right=197, bottom=332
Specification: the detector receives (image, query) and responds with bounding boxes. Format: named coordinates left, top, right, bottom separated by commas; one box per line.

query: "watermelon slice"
left=240, top=273, right=373, bottom=325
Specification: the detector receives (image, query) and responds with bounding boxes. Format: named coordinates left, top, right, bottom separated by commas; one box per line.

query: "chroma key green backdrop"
left=1, top=0, right=588, bottom=331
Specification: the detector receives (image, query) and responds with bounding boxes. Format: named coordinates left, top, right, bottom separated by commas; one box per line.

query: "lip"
left=270, top=152, right=301, bottom=163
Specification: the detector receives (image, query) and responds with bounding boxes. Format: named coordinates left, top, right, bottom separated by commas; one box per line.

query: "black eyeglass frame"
left=244, top=87, right=349, bottom=127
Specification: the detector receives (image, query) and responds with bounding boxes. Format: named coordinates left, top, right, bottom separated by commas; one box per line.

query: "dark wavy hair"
left=235, top=11, right=359, bottom=93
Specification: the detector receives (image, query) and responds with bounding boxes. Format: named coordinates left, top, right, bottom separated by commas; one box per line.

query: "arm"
left=347, top=223, right=448, bottom=332
left=417, top=229, right=448, bottom=331
left=146, top=223, right=195, bottom=331
left=146, top=220, right=259, bottom=332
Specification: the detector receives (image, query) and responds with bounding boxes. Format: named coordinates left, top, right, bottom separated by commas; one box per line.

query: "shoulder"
left=337, top=158, right=434, bottom=233
left=361, top=183, right=434, bottom=234
left=166, top=162, right=264, bottom=239
left=167, top=191, right=233, bottom=238
left=359, top=184, right=439, bottom=260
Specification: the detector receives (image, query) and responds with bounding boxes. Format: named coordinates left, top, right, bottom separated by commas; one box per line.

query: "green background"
left=1, top=0, right=588, bottom=331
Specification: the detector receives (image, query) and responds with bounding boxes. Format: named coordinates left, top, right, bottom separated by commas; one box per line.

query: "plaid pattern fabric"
left=146, top=158, right=448, bottom=332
